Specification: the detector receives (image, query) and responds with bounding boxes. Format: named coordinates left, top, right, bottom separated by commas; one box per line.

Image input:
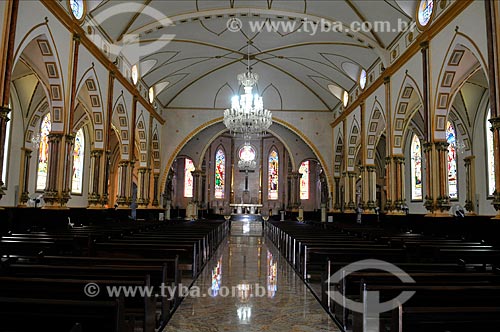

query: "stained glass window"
left=411, top=135, right=423, bottom=200
left=299, top=161, right=309, bottom=200
left=268, top=150, right=278, bottom=200
left=446, top=121, right=458, bottom=199
left=69, top=0, right=84, bottom=20
left=1, top=108, right=11, bottom=186
left=184, top=158, right=195, bottom=198
left=214, top=148, right=225, bottom=199
left=487, top=110, right=496, bottom=196
left=36, top=113, right=51, bottom=191
left=71, top=128, right=84, bottom=194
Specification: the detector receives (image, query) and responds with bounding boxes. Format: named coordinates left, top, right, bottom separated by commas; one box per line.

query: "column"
left=423, top=142, right=435, bottom=213
left=485, top=0, right=500, bottom=219
left=346, top=171, right=356, bottom=212
left=383, top=76, right=395, bottom=214
left=0, top=107, right=10, bottom=198
left=18, top=148, right=32, bottom=205
left=101, top=150, right=111, bottom=207
left=102, top=70, right=115, bottom=207
left=60, top=134, right=75, bottom=206
left=137, top=167, right=148, bottom=208
left=42, top=133, right=63, bottom=208
left=292, top=171, right=301, bottom=210
left=0, top=0, right=19, bottom=201
left=394, top=156, right=406, bottom=213
left=342, top=172, right=349, bottom=212
left=152, top=173, right=160, bottom=207
left=435, top=142, right=451, bottom=214
left=126, top=160, right=135, bottom=206
left=333, top=176, right=341, bottom=212
left=116, top=161, right=129, bottom=208
left=192, top=170, right=203, bottom=204
left=384, top=157, right=394, bottom=212
left=464, top=156, right=476, bottom=215
left=88, top=150, right=103, bottom=208
left=358, top=165, right=368, bottom=211
left=491, top=118, right=500, bottom=218
left=366, top=166, right=377, bottom=210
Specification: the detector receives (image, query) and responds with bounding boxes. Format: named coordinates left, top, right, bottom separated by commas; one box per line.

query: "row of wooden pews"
left=265, top=220, right=500, bottom=332
left=0, top=219, right=229, bottom=332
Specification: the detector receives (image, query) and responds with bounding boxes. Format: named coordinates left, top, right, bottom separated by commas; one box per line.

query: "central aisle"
left=164, top=221, right=340, bottom=332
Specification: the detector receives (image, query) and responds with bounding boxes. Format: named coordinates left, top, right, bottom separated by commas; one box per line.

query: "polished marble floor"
left=164, top=221, right=340, bottom=332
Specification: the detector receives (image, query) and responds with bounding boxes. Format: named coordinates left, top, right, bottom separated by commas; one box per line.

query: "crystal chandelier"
left=223, top=43, right=272, bottom=138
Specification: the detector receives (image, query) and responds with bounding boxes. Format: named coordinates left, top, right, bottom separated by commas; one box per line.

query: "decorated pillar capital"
left=48, top=132, right=63, bottom=142
left=489, top=117, right=500, bottom=130
left=435, top=141, right=449, bottom=151
left=0, top=106, right=11, bottom=118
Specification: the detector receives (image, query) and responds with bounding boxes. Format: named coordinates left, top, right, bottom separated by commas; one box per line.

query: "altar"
left=229, top=203, right=263, bottom=215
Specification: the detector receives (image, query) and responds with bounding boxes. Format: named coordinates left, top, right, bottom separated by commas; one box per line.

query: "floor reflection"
left=164, top=221, right=340, bottom=332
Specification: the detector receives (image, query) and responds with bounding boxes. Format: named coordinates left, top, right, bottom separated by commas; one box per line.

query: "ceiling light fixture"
left=223, top=39, right=271, bottom=139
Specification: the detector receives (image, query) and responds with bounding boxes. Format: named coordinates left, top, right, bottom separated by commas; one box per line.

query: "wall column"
left=437, top=142, right=451, bottom=214
left=345, top=171, right=356, bottom=213
left=490, top=118, right=500, bottom=218
left=60, top=134, right=75, bottom=206
left=42, top=133, right=63, bottom=208
left=366, top=165, right=377, bottom=211
left=464, top=156, right=476, bottom=215
left=423, top=142, right=435, bottom=213
left=18, top=148, right=32, bottom=205
left=152, top=173, right=160, bottom=207
left=87, top=150, right=102, bottom=208
left=384, top=157, right=394, bottom=213
left=0, top=108, right=10, bottom=198
left=485, top=0, right=500, bottom=218
left=126, top=160, right=135, bottom=206
left=116, top=161, right=129, bottom=208
left=0, top=0, right=19, bottom=200
left=137, top=167, right=148, bottom=208
left=333, top=176, right=341, bottom=212
left=359, top=165, right=368, bottom=210
left=394, top=156, right=406, bottom=213
left=423, top=142, right=451, bottom=216
left=293, top=171, right=302, bottom=209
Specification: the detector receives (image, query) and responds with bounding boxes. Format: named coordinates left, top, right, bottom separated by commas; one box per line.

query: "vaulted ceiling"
left=77, top=0, right=416, bottom=112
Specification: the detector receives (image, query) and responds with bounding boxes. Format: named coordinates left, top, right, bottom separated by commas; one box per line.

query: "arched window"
left=214, top=148, right=225, bottom=199
left=268, top=149, right=279, bottom=200
left=410, top=135, right=423, bottom=200
left=71, top=128, right=85, bottom=194
left=486, top=109, right=495, bottom=196
left=446, top=121, right=458, bottom=199
left=1, top=106, right=11, bottom=186
left=184, top=158, right=195, bottom=198
left=299, top=161, right=309, bottom=200
left=36, top=113, right=51, bottom=191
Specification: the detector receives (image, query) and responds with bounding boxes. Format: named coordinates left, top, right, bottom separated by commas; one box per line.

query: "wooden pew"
left=0, top=296, right=127, bottom=332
